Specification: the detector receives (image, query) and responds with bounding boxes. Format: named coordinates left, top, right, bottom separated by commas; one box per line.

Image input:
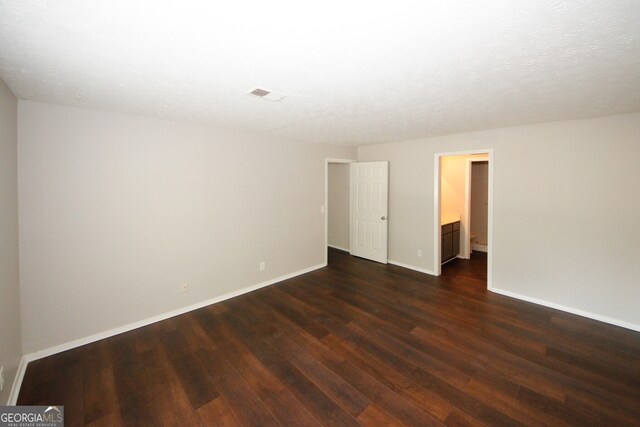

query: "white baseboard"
left=21, top=263, right=326, bottom=365
left=7, top=355, right=28, bottom=405
left=328, top=244, right=350, bottom=252
left=388, top=259, right=434, bottom=276
left=490, top=287, right=640, bottom=333
left=471, top=243, right=487, bottom=252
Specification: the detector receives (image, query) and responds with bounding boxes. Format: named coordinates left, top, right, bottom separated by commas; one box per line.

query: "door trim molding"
left=324, top=158, right=356, bottom=265
left=434, top=149, right=494, bottom=291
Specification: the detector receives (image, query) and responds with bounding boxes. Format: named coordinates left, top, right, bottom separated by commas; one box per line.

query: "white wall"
left=18, top=101, right=355, bottom=353
left=327, top=163, right=350, bottom=251
left=0, top=78, right=22, bottom=404
left=358, top=112, right=640, bottom=330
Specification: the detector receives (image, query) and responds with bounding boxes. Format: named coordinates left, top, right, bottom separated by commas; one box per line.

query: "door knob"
left=381, top=216, right=386, bottom=220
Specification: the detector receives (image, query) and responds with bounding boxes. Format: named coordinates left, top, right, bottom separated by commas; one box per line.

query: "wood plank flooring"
left=18, top=249, right=640, bottom=426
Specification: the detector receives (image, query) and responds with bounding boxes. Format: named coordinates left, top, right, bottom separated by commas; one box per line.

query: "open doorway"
left=434, top=150, right=493, bottom=288
left=324, top=158, right=355, bottom=265
left=469, top=160, right=489, bottom=254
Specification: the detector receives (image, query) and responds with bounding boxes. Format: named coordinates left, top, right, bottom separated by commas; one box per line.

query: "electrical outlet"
left=180, top=282, right=188, bottom=293
left=417, top=249, right=422, bottom=257
left=0, top=366, right=4, bottom=391
left=259, top=261, right=266, bottom=271
left=320, top=205, right=325, bottom=214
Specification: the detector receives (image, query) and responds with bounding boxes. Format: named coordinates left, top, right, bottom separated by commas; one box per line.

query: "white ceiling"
left=1, top=1, right=640, bottom=146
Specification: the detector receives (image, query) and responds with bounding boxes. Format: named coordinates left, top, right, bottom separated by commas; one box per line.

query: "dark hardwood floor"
left=18, top=248, right=640, bottom=426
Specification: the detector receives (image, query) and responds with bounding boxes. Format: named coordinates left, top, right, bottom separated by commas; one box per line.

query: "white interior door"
left=350, top=161, right=388, bottom=263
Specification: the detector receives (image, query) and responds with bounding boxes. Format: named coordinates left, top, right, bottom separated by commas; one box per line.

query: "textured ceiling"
left=1, top=1, right=640, bottom=146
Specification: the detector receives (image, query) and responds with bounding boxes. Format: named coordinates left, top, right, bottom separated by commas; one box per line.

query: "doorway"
left=324, top=158, right=355, bottom=265
left=433, top=150, right=493, bottom=289
left=324, top=158, right=389, bottom=265
left=469, top=160, right=489, bottom=254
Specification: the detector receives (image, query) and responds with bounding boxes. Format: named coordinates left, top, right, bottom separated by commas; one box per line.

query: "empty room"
left=1, top=1, right=640, bottom=426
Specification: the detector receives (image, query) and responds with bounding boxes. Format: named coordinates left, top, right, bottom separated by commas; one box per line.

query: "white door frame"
left=324, top=158, right=356, bottom=266
left=433, top=149, right=494, bottom=290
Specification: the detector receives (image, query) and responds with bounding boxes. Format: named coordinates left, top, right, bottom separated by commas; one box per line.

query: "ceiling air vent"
left=250, top=88, right=270, bottom=97
left=247, top=87, right=286, bottom=102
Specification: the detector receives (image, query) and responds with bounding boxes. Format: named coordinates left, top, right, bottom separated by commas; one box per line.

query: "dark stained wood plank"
left=213, top=369, right=281, bottom=427
left=316, top=316, right=417, bottom=377
left=463, top=378, right=568, bottom=427
left=563, top=392, right=640, bottom=426
left=160, top=332, right=220, bottom=409
left=444, top=409, right=487, bottom=427
left=269, top=360, right=360, bottom=427
left=329, top=360, right=445, bottom=426
left=53, top=360, right=84, bottom=427
left=84, top=412, right=124, bottom=427
left=410, top=367, right=525, bottom=427
left=268, top=332, right=371, bottom=417
left=357, top=404, right=404, bottom=426
left=196, top=396, right=242, bottom=427
left=113, top=346, right=199, bottom=426
left=263, top=388, right=323, bottom=427
left=171, top=312, right=217, bottom=353
left=514, top=386, right=604, bottom=426
left=406, top=323, right=569, bottom=402
left=210, top=315, right=284, bottom=401
left=82, top=342, right=119, bottom=425
left=153, top=386, right=202, bottom=426
left=413, top=321, right=640, bottom=415
left=116, top=389, right=158, bottom=426
left=321, top=333, right=454, bottom=422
